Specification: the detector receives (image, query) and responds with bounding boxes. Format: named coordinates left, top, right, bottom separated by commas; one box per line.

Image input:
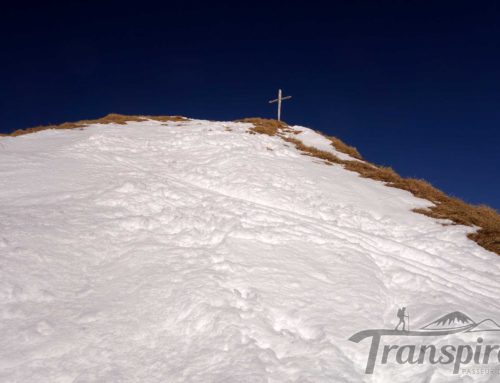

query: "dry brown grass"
left=326, top=135, right=363, bottom=160
left=283, top=136, right=343, bottom=163
left=243, top=118, right=500, bottom=255
left=145, top=115, right=187, bottom=123
left=237, top=118, right=288, bottom=136
left=237, top=118, right=361, bottom=158
left=5, top=114, right=187, bottom=137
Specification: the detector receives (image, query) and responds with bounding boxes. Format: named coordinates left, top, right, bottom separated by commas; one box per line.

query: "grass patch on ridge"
left=4, top=114, right=187, bottom=137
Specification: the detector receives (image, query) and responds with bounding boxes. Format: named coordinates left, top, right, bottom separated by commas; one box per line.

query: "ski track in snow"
left=0, top=119, right=499, bottom=382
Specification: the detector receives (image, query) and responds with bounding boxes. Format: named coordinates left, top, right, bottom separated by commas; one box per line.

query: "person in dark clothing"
left=395, top=307, right=408, bottom=331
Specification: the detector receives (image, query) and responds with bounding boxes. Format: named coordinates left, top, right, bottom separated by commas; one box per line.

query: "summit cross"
left=268, top=89, right=292, bottom=121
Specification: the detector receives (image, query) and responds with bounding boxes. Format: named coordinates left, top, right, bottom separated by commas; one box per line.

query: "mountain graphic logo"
left=466, top=319, right=500, bottom=332
left=421, top=311, right=475, bottom=331
left=421, top=311, right=500, bottom=333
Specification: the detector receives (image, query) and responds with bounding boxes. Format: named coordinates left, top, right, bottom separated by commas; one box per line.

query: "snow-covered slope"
left=1, top=118, right=499, bottom=382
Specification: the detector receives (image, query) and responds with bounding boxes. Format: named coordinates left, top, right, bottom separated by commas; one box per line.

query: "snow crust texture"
left=1, top=119, right=499, bottom=382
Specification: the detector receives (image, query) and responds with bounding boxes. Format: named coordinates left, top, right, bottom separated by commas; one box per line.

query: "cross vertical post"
left=268, top=89, right=292, bottom=121
left=277, top=89, right=282, bottom=121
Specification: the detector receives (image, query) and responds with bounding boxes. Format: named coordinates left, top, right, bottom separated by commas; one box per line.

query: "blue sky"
left=1, top=1, right=499, bottom=209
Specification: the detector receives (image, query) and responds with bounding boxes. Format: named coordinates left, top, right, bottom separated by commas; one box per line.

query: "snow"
left=1, top=118, right=499, bottom=382
left=286, top=125, right=358, bottom=161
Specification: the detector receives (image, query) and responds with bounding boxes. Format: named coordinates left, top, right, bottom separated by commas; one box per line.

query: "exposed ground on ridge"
left=240, top=117, right=500, bottom=255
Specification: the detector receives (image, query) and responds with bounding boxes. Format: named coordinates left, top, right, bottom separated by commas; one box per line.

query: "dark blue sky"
left=1, top=1, right=499, bottom=209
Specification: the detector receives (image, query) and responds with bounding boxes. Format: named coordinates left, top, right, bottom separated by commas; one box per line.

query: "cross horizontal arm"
left=281, top=96, right=292, bottom=100
left=269, top=99, right=279, bottom=104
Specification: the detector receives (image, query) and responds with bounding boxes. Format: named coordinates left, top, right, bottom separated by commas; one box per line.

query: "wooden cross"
left=268, top=89, right=292, bottom=121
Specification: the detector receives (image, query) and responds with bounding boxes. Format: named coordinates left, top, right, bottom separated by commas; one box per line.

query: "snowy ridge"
left=1, top=118, right=499, bottom=382
left=284, top=125, right=358, bottom=161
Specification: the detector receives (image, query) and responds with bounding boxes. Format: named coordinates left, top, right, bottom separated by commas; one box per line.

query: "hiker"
left=395, top=307, right=408, bottom=331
